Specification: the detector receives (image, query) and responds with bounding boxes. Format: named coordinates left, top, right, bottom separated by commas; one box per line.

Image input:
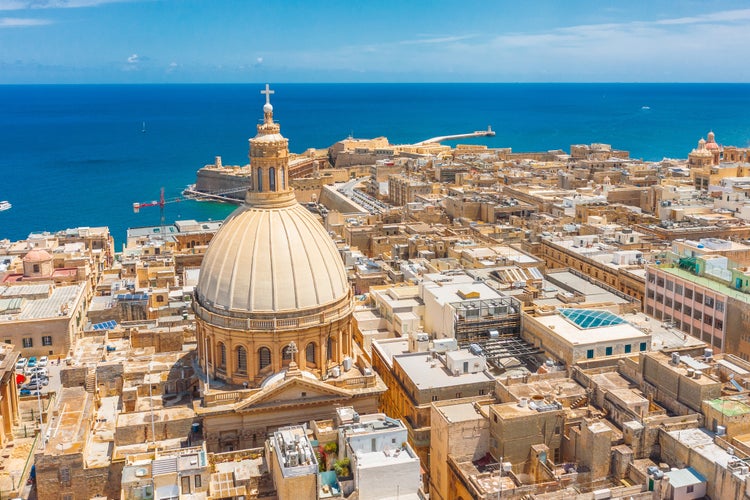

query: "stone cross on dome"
left=261, top=84, right=274, bottom=106
left=285, top=341, right=298, bottom=362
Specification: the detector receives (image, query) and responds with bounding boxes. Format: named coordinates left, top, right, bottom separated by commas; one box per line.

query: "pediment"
left=234, top=376, right=352, bottom=412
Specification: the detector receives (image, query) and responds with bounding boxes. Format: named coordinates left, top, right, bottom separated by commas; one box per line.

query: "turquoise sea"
left=1, top=83, right=750, bottom=246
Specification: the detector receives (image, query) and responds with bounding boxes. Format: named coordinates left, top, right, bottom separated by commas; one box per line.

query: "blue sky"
left=1, top=0, right=749, bottom=83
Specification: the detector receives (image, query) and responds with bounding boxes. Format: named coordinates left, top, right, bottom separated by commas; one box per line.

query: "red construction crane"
left=132, top=187, right=183, bottom=227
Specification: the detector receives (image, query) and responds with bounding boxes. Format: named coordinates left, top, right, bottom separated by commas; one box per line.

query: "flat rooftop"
left=356, top=445, right=418, bottom=469
left=434, top=400, right=488, bottom=423
left=395, top=351, right=495, bottom=389
left=0, top=283, right=83, bottom=321
left=659, top=266, right=750, bottom=305
left=666, top=428, right=734, bottom=468
left=533, top=311, right=650, bottom=345
left=46, top=387, right=93, bottom=456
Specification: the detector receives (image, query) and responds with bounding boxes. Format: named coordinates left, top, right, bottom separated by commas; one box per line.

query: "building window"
left=647, top=289, right=655, bottom=299
left=236, top=346, right=247, bottom=373
left=646, top=305, right=653, bottom=315
left=195, top=475, right=202, bottom=488
left=695, top=292, right=704, bottom=304
left=716, top=301, right=724, bottom=312
left=685, top=288, right=693, bottom=300
left=432, top=395, right=438, bottom=402
left=587, top=349, right=594, bottom=359
left=42, top=336, right=52, bottom=346
left=640, top=342, right=647, bottom=351
left=59, top=467, right=71, bottom=487
left=666, top=280, right=674, bottom=291
left=665, top=298, right=673, bottom=308
left=687, top=485, right=694, bottom=494
left=693, top=309, right=702, bottom=321
left=656, top=293, right=664, bottom=304
left=704, top=314, right=713, bottom=326
left=605, top=346, right=613, bottom=356
left=479, top=389, right=485, bottom=395
left=684, top=306, right=692, bottom=317
left=674, top=301, right=682, bottom=312
left=716, top=319, right=724, bottom=330
left=269, top=167, right=276, bottom=191
left=656, top=277, right=664, bottom=287
left=33, top=264, right=40, bottom=273
left=22, top=338, right=33, bottom=348
left=306, top=342, right=316, bottom=364
left=675, top=284, right=683, bottom=295
left=258, top=347, right=271, bottom=370
left=705, top=296, right=714, bottom=308
left=648, top=272, right=655, bottom=284
left=218, top=342, right=226, bottom=369
left=455, top=392, right=462, bottom=398
left=625, top=344, right=632, bottom=354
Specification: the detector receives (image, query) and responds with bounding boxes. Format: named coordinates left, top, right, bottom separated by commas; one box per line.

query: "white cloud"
left=0, top=16, right=51, bottom=26
left=127, top=53, right=139, bottom=64
left=0, top=0, right=139, bottom=9
left=399, top=34, right=477, bottom=45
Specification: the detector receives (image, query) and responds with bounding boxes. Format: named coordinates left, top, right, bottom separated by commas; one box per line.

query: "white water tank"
left=331, top=366, right=341, bottom=378
left=342, top=356, right=352, bottom=371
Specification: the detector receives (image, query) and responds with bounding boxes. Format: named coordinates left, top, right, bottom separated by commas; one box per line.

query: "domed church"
left=194, top=85, right=385, bottom=452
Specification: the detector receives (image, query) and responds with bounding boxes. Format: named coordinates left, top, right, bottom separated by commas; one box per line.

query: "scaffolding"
left=451, top=296, right=520, bottom=340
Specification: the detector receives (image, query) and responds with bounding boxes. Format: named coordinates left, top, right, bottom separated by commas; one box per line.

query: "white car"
left=38, top=356, right=49, bottom=367
left=15, top=358, right=27, bottom=371
left=28, top=367, right=48, bottom=377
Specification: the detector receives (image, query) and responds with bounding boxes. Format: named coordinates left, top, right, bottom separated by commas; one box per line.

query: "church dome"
left=23, top=249, right=52, bottom=262
left=196, top=200, right=349, bottom=316
left=195, top=84, right=349, bottom=320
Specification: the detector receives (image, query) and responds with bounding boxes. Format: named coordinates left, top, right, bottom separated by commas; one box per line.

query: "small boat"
left=641, top=106, right=651, bottom=110
left=0, top=201, right=11, bottom=211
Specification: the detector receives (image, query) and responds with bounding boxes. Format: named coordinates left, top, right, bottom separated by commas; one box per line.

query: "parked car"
left=27, top=356, right=37, bottom=368
left=28, top=374, right=48, bottom=385
left=24, top=366, right=49, bottom=377
left=15, top=358, right=27, bottom=371
left=22, top=381, right=43, bottom=391
left=38, top=356, right=48, bottom=367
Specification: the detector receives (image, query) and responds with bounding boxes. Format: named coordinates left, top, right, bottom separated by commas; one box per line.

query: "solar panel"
left=92, top=320, right=118, bottom=330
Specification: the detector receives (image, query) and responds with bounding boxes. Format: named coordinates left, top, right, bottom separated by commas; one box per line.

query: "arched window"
left=218, top=342, right=227, bottom=369
left=281, top=167, right=286, bottom=190
left=327, top=337, right=333, bottom=361
left=257, top=168, right=263, bottom=192
left=236, top=346, right=247, bottom=373
left=306, top=343, right=316, bottom=364
left=258, top=347, right=271, bottom=370
left=282, top=344, right=293, bottom=366
left=269, top=167, right=276, bottom=192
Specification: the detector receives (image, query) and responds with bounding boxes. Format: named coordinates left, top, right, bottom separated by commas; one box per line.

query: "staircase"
left=570, top=395, right=588, bottom=409
left=85, top=371, right=97, bottom=393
